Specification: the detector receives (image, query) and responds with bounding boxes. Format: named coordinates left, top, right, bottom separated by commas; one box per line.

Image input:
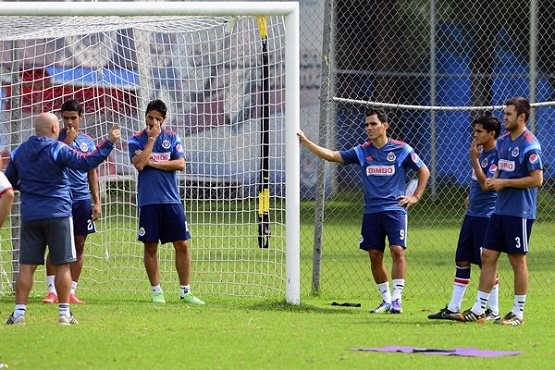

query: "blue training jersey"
left=340, top=138, right=425, bottom=214
left=494, top=129, right=542, bottom=219
left=59, top=129, right=96, bottom=201
left=467, top=147, right=497, bottom=218
left=5, top=136, right=113, bottom=222
left=128, top=129, right=184, bottom=207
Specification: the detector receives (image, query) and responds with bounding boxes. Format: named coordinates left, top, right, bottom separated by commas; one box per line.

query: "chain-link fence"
left=0, top=0, right=553, bottom=304
left=299, top=0, right=555, bottom=302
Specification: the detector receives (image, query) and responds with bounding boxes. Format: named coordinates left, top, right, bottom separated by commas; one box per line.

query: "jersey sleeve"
left=339, top=147, right=362, bottom=165
left=524, top=148, right=542, bottom=172
left=402, top=146, right=425, bottom=171
left=172, top=134, right=185, bottom=160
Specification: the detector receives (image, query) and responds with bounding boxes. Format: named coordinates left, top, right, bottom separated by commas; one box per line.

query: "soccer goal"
left=0, top=2, right=300, bottom=304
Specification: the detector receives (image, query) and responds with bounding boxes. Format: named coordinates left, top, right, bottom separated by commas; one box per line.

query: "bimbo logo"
left=366, top=165, right=395, bottom=176
left=150, top=152, right=171, bottom=162
left=498, top=159, right=515, bottom=172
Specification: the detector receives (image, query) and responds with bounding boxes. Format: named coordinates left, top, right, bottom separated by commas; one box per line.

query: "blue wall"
left=336, top=22, right=555, bottom=186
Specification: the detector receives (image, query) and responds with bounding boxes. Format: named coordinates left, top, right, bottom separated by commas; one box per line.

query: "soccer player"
left=4, top=112, right=120, bottom=325
left=128, top=99, right=204, bottom=305
left=454, top=97, right=543, bottom=325
left=428, top=113, right=501, bottom=320
left=297, top=109, right=430, bottom=314
left=42, top=99, right=101, bottom=305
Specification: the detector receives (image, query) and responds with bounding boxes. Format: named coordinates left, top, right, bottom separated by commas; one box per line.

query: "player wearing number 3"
left=298, top=109, right=430, bottom=314
left=454, top=97, right=543, bottom=325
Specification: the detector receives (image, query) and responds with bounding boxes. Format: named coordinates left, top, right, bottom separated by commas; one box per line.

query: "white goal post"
left=0, top=2, right=300, bottom=304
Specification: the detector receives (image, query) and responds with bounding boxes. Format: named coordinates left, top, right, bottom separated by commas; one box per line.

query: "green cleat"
left=180, top=292, right=205, bottom=305
left=152, top=291, right=166, bottom=304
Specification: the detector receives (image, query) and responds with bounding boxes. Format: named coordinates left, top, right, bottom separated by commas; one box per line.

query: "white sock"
left=512, top=295, right=526, bottom=319
left=152, top=284, right=163, bottom=293
left=391, top=279, right=405, bottom=301
left=448, top=282, right=468, bottom=313
left=180, top=285, right=191, bottom=297
left=71, top=281, right=78, bottom=295
left=47, top=275, right=56, bottom=294
left=14, top=304, right=26, bottom=318
left=471, top=290, right=490, bottom=315
left=488, top=281, right=500, bottom=315
left=58, top=303, right=70, bottom=317
left=377, top=282, right=391, bottom=303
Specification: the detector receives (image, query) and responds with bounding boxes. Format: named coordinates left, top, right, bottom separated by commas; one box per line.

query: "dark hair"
left=505, top=96, right=530, bottom=122
left=146, top=99, right=167, bottom=119
left=365, top=108, right=388, bottom=123
left=473, top=112, right=501, bottom=139
left=61, top=99, right=83, bottom=115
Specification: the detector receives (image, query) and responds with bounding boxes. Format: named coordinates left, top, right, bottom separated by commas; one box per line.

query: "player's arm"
left=400, top=163, right=430, bottom=208
left=297, top=130, right=343, bottom=163
left=497, top=169, right=543, bottom=190
left=148, top=157, right=185, bottom=172
left=57, top=125, right=119, bottom=172
left=469, top=140, right=489, bottom=191
left=469, top=156, right=489, bottom=191
left=88, top=168, right=101, bottom=220
left=131, top=136, right=156, bottom=171
left=412, top=163, right=430, bottom=201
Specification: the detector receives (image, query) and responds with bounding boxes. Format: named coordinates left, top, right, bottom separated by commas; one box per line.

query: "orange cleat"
left=69, top=294, right=85, bottom=304
left=42, top=291, right=58, bottom=304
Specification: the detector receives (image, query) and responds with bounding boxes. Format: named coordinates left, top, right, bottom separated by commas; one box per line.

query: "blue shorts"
left=455, top=215, right=489, bottom=265
left=138, top=203, right=191, bottom=244
left=483, top=214, right=533, bottom=254
left=20, top=217, right=76, bottom=265
left=72, top=199, right=96, bottom=236
left=359, top=210, right=407, bottom=252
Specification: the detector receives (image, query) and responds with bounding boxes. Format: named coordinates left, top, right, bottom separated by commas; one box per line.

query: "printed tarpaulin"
left=351, top=346, right=521, bottom=357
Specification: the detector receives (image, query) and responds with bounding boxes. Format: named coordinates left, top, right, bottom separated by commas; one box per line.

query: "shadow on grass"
left=246, top=299, right=364, bottom=314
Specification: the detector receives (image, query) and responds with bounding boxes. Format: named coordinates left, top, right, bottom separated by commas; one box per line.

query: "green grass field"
left=1, top=194, right=555, bottom=369
left=1, top=295, right=554, bottom=369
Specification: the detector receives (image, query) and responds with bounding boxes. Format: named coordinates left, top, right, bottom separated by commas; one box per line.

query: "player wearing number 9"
left=297, top=108, right=430, bottom=315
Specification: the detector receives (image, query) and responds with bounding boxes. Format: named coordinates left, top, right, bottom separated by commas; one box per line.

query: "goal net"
left=0, top=2, right=300, bottom=303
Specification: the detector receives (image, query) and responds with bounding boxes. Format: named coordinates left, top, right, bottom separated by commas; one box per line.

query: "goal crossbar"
left=0, top=1, right=298, bottom=17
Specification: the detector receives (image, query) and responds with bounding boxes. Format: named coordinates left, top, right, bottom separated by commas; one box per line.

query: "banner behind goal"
left=0, top=2, right=300, bottom=303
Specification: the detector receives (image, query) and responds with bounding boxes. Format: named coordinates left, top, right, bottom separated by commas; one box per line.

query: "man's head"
left=34, top=113, right=60, bottom=139
left=364, top=108, right=389, bottom=141
left=504, top=96, right=530, bottom=132
left=145, top=99, right=167, bottom=131
left=472, top=113, right=501, bottom=145
left=60, top=99, right=84, bottom=131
